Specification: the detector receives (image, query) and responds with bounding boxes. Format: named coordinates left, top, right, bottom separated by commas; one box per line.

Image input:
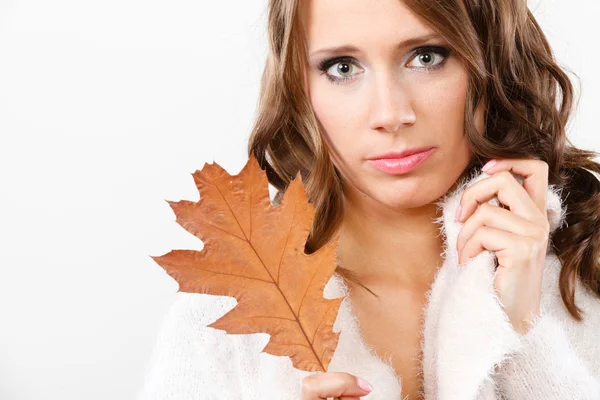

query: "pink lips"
left=368, top=147, right=436, bottom=174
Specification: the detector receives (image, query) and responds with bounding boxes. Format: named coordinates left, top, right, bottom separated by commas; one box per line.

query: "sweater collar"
left=434, top=168, right=566, bottom=268
left=326, top=168, right=567, bottom=399
left=422, top=168, right=567, bottom=399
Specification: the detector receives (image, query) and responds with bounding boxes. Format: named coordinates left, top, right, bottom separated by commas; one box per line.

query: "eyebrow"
left=309, top=32, right=443, bottom=59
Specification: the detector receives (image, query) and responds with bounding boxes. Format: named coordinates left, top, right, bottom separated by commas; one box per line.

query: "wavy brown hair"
left=247, top=0, right=600, bottom=321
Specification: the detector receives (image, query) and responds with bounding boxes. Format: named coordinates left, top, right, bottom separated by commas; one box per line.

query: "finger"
left=302, top=373, right=373, bottom=399
left=458, top=170, right=544, bottom=225
left=482, top=158, right=549, bottom=216
left=456, top=202, right=543, bottom=255
left=459, top=225, right=532, bottom=267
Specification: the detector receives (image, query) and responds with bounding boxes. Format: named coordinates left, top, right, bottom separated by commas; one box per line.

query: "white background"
left=0, top=0, right=598, bottom=399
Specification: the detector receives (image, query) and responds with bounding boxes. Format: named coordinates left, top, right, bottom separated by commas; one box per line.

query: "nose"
left=368, top=71, right=416, bottom=133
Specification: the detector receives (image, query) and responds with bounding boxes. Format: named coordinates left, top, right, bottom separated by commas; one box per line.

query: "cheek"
left=312, top=90, right=345, bottom=131
left=309, top=82, right=364, bottom=158
left=409, top=70, right=472, bottom=185
left=424, top=76, right=467, bottom=127
left=418, top=72, right=470, bottom=149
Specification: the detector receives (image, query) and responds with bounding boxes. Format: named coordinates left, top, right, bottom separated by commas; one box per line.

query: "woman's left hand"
left=455, top=158, right=551, bottom=335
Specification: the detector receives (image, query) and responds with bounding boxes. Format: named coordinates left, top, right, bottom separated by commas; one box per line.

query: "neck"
left=338, top=189, right=446, bottom=293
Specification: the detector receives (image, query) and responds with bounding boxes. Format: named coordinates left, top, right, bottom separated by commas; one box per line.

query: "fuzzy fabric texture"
left=138, top=169, right=600, bottom=400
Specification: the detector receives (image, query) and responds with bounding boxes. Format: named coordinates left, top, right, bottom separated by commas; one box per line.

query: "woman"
left=139, top=0, right=600, bottom=399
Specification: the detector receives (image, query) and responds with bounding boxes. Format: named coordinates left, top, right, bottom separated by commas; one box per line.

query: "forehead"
left=300, top=0, right=437, bottom=55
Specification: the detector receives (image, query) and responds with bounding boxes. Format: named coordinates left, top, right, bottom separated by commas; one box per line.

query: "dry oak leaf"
left=151, top=154, right=344, bottom=373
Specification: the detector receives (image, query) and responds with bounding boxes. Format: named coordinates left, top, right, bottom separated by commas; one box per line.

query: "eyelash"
left=316, top=45, right=451, bottom=85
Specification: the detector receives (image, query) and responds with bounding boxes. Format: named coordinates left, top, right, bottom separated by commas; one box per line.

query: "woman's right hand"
left=301, top=372, right=374, bottom=399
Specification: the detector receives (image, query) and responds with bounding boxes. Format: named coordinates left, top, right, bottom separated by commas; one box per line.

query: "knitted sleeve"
left=496, top=291, right=600, bottom=399
left=136, top=292, right=243, bottom=400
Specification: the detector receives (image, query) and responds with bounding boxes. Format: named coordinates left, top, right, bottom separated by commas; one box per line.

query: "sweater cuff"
left=497, top=313, right=600, bottom=399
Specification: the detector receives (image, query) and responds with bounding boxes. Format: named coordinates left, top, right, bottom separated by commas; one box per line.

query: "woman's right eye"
left=317, top=57, right=363, bottom=85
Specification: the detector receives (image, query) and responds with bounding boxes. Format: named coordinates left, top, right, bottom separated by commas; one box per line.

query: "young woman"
left=139, top=0, right=600, bottom=399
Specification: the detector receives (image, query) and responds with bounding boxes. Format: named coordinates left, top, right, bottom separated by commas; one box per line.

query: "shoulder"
left=166, top=291, right=237, bottom=327
left=152, top=291, right=239, bottom=353
left=138, top=292, right=312, bottom=399
left=137, top=293, right=243, bottom=399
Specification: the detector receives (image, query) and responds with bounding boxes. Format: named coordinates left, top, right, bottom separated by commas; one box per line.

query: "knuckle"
left=474, top=202, right=492, bottom=221
left=471, top=204, right=485, bottom=220
left=497, top=170, right=513, bottom=184
left=478, top=202, right=493, bottom=213
left=301, top=375, right=317, bottom=396
left=471, top=226, right=483, bottom=241
left=342, top=372, right=357, bottom=387
left=480, top=224, right=491, bottom=236
left=301, top=379, right=311, bottom=395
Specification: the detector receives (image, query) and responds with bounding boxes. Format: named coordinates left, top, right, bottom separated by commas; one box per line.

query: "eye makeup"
left=316, top=45, right=452, bottom=85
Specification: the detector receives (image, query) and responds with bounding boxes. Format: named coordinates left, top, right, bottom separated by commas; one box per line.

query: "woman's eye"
left=406, top=50, right=447, bottom=70
left=318, top=46, right=450, bottom=84
left=322, top=59, right=361, bottom=83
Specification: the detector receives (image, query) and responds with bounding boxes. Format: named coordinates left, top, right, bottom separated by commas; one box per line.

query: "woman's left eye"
left=406, top=46, right=450, bottom=70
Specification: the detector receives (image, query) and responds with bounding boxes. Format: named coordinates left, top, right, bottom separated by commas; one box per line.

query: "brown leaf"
left=151, top=154, right=344, bottom=372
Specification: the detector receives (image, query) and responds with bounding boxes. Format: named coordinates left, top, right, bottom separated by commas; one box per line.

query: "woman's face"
left=301, top=0, right=484, bottom=211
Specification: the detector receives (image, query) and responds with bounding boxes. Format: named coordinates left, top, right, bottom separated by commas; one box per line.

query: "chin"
left=372, top=169, right=459, bottom=208
left=368, top=181, right=435, bottom=209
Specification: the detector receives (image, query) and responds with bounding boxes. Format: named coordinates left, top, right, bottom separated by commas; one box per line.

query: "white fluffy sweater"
left=138, top=170, right=600, bottom=399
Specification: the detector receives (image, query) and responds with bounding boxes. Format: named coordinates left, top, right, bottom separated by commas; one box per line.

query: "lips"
left=368, top=146, right=436, bottom=160
left=367, top=147, right=436, bottom=174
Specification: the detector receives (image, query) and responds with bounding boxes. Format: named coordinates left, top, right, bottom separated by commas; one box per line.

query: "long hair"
left=247, top=0, right=600, bottom=321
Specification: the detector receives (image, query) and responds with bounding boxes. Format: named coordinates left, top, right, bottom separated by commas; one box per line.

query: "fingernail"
left=482, top=159, right=496, bottom=172
left=455, top=204, right=462, bottom=221
left=357, top=377, right=373, bottom=392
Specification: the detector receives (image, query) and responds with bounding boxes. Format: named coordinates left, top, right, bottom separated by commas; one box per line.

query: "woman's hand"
left=302, top=371, right=374, bottom=400
left=455, top=158, right=550, bottom=335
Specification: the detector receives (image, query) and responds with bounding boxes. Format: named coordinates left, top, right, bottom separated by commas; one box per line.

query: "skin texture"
left=299, top=0, right=550, bottom=398
left=299, top=1, right=485, bottom=397
left=300, top=0, right=484, bottom=289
